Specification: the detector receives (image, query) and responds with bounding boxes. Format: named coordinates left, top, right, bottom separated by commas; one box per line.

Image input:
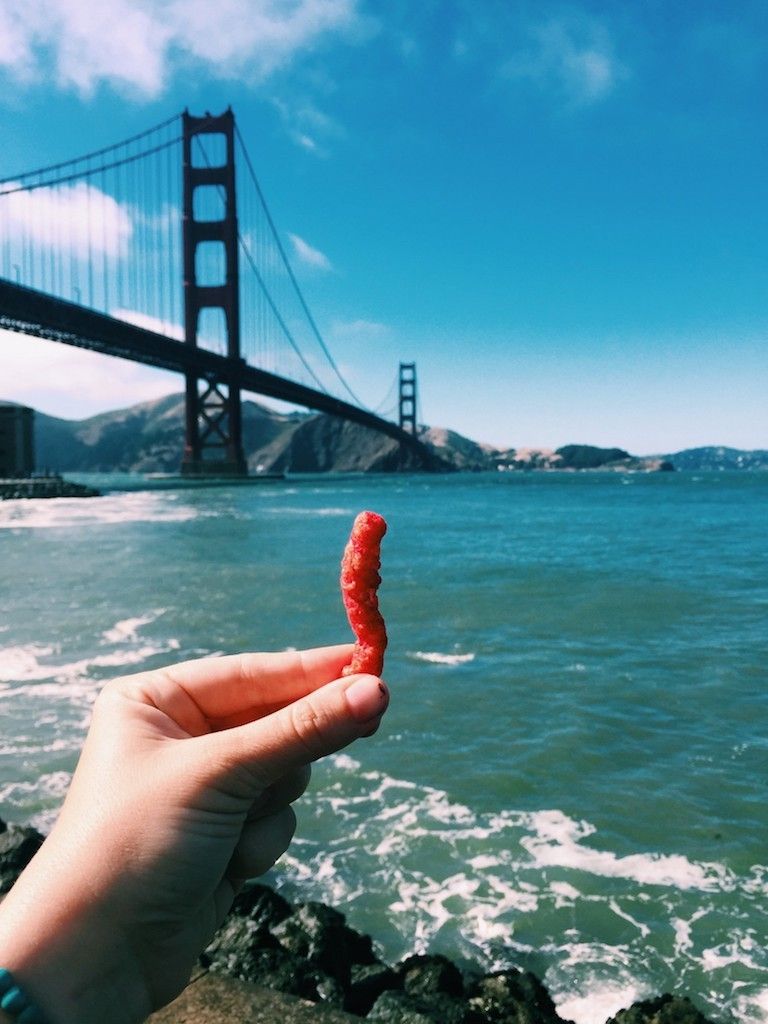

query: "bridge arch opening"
left=194, top=240, right=226, bottom=288
left=191, top=133, right=227, bottom=168
left=192, top=185, right=226, bottom=222
left=197, top=306, right=228, bottom=357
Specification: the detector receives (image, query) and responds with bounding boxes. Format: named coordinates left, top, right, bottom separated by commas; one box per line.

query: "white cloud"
left=501, top=13, right=623, bottom=106
left=0, top=0, right=362, bottom=98
left=0, top=181, right=133, bottom=259
left=0, top=329, right=180, bottom=418
left=271, top=94, right=345, bottom=156
left=331, top=318, right=390, bottom=338
left=287, top=232, right=332, bottom=270
left=296, top=133, right=319, bottom=152
left=111, top=308, right=225, bottom=355
left=112, top=308, right=184, bottom=341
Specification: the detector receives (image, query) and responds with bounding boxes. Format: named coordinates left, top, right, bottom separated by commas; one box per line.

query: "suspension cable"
left=0, top=114, right=180, bottom=186
left=189, top=133, right=331, bottom=392
left=234, top=124, right=369, bottom=409
left=372, top=371, right=399, bottom=415
left=238, top=231, right=332, bottom=395
left=0, top=138, right=182, bottom=197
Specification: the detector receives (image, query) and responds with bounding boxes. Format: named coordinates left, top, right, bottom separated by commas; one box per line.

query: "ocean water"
left=0, top=471, right=766, bottom=1023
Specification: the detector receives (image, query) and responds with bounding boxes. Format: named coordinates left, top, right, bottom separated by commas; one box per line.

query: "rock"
left=272, top=901, right=377, bottom=987
left=346, top=961, right=401, bottom=1016
left=0, top=823, right=44, bottom=893
left=197, top=881, right=718, bottom=1024
left=400, top=953, right=465, bottom=998
left=203, top=918, right=345, bottom=1008
left=607, top=994, right=715, bottom=1024
left=229, top=881, right=293, bottom=929
left=147, top=971, right=360, bottom=1023
left=367, top=989, right=484, bottom=1024
left=467, top=968, right=568, bottom=1024
left=368, top=990, right=437, bottom=1024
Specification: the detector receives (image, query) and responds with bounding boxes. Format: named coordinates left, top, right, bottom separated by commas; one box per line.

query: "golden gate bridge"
left=0, top=108, right=430, bottom=474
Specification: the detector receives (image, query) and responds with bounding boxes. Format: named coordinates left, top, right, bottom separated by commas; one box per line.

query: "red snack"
left=340, top=510, right=388, bottom=676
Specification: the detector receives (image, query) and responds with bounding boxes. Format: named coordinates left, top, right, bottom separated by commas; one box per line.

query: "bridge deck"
left=0, top=278, right=434, bottom=461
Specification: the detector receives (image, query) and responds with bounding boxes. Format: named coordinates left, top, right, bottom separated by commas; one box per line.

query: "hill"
left=33, top=394, right=439, bottom=474
left=9, top=393, right=763, bottom=474
left=660, top=446, right=768, bottom=471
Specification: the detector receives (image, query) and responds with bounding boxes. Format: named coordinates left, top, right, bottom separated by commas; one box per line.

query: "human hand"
left=0, top=645, right=388, bottom=1024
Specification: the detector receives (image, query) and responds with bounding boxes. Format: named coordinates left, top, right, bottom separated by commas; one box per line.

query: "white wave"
left=608, top=898, right=651, bottom=937
left=0, top=492, right=200, bottom=530
left=271, top=755, right=766, bottom=1024
left=0, top=770, right=72, bottom=806
left=672, top=907, right=710, bottom=957
left=267, top=506, right=350, bottom=517
left=0, top=644, right=58, bottom=682
left=101, top=611, right=164, bottom=644
left=522, top=809, right=731, bottom=892
left=735, top=988, right=768, bottom=1024
left=0, top=737, right=78, bottom=756
left=0, top=645, right=172, bottom=700
left=407, top=650, right=476, bottom=666
left=331, top=753, right=361, bottom=772
left=556, top=982, right=647, bottom=1024
left=550, top=880, right=581, bottom=903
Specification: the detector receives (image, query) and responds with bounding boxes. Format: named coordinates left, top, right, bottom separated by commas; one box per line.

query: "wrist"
left=0, top=837, right=149, bottom=1024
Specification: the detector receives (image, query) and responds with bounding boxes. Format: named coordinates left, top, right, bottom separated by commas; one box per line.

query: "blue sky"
left=1, top=0, right=767, bottom=453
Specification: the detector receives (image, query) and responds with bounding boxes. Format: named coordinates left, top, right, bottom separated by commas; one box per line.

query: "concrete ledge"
left=148, top=971, right=359, bottom=1024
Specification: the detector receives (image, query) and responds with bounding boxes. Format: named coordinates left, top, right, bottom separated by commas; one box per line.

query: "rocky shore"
left=0, top=818, right=718, bottom=1024
left=0, top=473, right=100, bottom=500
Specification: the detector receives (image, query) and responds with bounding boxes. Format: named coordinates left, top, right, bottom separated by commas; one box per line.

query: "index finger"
left=137, top=644, right=354, bottom=726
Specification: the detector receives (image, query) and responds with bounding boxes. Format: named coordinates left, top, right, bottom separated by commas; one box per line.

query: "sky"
left=0, top=0, right=767, bottom=454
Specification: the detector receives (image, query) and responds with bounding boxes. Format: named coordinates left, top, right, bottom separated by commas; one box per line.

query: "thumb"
left=201, top=673, right=389, bottom=787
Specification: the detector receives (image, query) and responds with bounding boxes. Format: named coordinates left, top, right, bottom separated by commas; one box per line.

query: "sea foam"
left=407, top=650, right=476, bottom=665
left=273, top=755, right=765, bottom=1024
left=0, top=492, right=200, bottom=530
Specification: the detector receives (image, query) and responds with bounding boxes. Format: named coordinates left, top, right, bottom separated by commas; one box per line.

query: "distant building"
left=0, top=403, right=35, bottom=477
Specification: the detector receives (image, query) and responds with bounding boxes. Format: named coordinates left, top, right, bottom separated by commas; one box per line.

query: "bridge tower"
left=398, top=362, right=418, bottom=436
left=181, top=109, right=247, bottom=476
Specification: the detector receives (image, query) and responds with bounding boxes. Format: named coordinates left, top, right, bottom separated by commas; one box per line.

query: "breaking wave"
left=407, top=650, right=477, bottom=666
left=273, top=755, right=768, bottom=1024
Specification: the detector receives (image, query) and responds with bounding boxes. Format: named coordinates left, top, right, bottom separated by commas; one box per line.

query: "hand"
left=0, top=645, right=388, bottom=1024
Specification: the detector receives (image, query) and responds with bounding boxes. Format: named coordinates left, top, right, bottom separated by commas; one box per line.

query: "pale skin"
left=0, top=644, right=389, bottom=1024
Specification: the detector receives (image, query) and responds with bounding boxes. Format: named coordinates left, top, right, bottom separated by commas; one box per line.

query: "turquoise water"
left=0, top=471, right=766, bottom=1022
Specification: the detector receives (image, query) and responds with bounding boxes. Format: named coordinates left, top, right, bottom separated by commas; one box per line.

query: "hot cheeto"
left=340, top=510, right=388, bottom=676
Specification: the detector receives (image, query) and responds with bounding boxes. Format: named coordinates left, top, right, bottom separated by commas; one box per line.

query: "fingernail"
left=345, top=675, right=389, bottom=722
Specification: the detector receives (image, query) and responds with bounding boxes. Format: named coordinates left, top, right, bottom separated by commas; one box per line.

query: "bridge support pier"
left=181, top=108, right=247, bottom=477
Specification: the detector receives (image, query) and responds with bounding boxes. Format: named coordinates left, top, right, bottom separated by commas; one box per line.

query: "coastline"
left=1, top=818, right=718, bottom=1024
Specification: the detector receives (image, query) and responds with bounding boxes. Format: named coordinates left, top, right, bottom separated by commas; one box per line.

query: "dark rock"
left=229, top=881, right=293, bottom=929
left=467, top=969, right=567, bottom=1024
left=607, top=993, right=715, bottom=1024
left=203, top=917, right=344, bottom=1008
left=0, top=824, right=44, bottom=893
left=199, top=882, right=718, bottom=1024
left=368, top=991, right=437, bottom=1024
left=368, top=989, right=484, bottom=1024
left=272, top=901, right=376, bottom=986
left=400, top=953, right=465, bottom=999
left=345, top=961, right=401, bottom=1016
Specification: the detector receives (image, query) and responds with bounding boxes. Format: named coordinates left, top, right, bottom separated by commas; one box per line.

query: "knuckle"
left=287, top=698, right=329, bottom=761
